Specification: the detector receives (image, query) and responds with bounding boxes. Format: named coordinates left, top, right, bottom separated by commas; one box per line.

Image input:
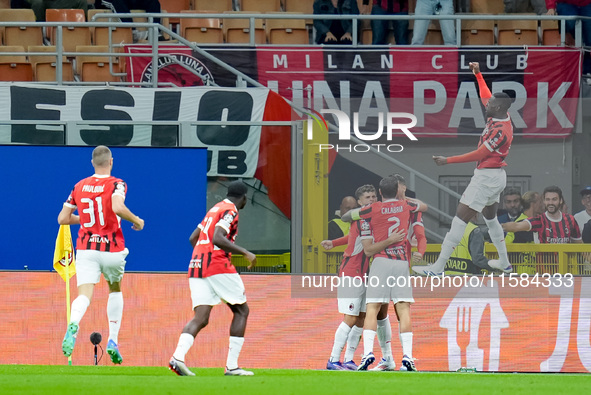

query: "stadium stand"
left=265, top=13, right=309, bottom=45
left=497, top=18, right=539, bottom=46
left=180, top=10, right=224, bottom=43
left=223, top=12, right=266, bottom=44
left=75, top=45, right=121, bottom=82
left=193, top=0, right=234, bottom=12
left=0, top=45, right=33, bottom=81
left=0, top=9, right=43, bottom=48
left=28, top=45, right=75, bottom=82
left=461, top=18, right=495, bottom=45
left=240, top=0, right=282, bottom=13
left=89, top=9, right=134, bottom=46
left=46, top=9, right=91, bottom=53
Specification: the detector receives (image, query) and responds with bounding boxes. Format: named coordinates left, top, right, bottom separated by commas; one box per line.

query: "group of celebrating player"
left=321, top=61, right=516, bottom=371
left=56, top=60, right=515, bottom=376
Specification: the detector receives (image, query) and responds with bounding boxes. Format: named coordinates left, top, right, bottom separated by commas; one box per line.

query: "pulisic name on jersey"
left=82, top=185, right=104, bottom=193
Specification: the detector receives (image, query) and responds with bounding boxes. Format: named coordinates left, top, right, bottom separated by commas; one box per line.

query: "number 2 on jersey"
left=80, top=197, right=105, bottom=228
left=388, top=216, right=401, bottom=236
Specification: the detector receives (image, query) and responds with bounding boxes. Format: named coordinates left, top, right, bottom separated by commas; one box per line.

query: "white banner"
left=0, top=83, right=270, bottom=177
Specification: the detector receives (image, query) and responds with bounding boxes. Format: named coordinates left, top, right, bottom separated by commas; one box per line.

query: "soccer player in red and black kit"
left=372, top=174, right=427, bottom=372
left=169, top=181, right=257, bottom=377
left=413, top=61, right=514, bottom=276
left=502, top=186, right=582, bottom=270
left=321, top=184, right=404, bottom=370
left=58, top=145, right=145, bottom=364
left=343, top=175, right=428, bottom=372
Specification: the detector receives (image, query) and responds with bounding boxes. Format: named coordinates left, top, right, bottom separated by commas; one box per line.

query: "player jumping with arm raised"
left=413, top=62, right=513, bottom=277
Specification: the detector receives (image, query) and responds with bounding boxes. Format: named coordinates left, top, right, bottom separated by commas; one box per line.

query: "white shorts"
left=75, top=248, right=129, bottom=286
left=337, top=276, right=367, bottom=316
left=460, top=168, right=507, bottom=212
left=366, top=257, right=414, bottom=304
left=189, top=273, right=247, bottom=307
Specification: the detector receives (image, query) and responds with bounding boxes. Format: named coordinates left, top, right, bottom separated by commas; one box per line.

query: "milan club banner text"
left=126, top=45, right=582, bottom=137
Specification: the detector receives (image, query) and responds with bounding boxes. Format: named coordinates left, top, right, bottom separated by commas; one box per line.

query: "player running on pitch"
left=413, top=61, right=514, bottom=276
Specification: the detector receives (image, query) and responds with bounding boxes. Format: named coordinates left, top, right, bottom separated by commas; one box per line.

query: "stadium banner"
left=3, top=272, right=591, bottom=373
left=125, top=45, right=581, bottom=137
left=0, top=84, right=269, bottom=178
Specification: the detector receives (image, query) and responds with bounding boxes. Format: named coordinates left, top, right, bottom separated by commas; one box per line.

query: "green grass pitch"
left=1, top=365, right=589, bottom=395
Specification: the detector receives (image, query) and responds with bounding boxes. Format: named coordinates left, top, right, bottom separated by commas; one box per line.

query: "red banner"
left=126, top=45, right=582, bottom=137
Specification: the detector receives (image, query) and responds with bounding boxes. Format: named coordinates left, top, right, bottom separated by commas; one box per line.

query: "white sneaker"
left=169, top=357, right=196, bottom=376
left=488, top=259, right=512, bottom=273
left=224, top=367, right=254, bottom=376
left=370, top=358, right=396, bottom=371
left=401, top=355, right=418, bottom=372
left=356, top=352, right=375, bottom=371
left=412, top=264, right=444, bottom=277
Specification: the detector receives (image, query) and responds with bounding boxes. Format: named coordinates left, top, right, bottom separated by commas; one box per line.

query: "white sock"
left=226, top=336, right=245, bottom=370
left=400, top=332, right=413, bottom=358
left=433, top=217, right=468, bottom=271
left=363, top=329, right=376, bottom=356
left=330, top=322, right=352, bottom=362
left=107, top=292, right=123, bottom=344
left=70, top=295, right=90, bottom=325
left=173, top=333, right=194, bottom=362
left=377, top=316, right=393, bottom=361
left=485, top=216, right=510, bottom=267
left=343, top=325, right=363, bottom=362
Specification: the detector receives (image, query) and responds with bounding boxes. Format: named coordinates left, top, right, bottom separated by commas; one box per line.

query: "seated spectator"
left=546, top=1, right=591, bottom=72
left=498, top=187, right=523, bottom=224
left=361, top=0, right=409, bottom=45
left=313, top=0, right=359, bottom=44
left=504, top=0, right=547, bottom=14
left=411, top=0, right=456, bottom=45
left=98, top=0, right=162, bottom=41
left=13, top=0, right=88, bottom=21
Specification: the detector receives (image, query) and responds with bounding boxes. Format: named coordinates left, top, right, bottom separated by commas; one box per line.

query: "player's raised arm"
left=470, top=62, right=492, bottom=106
left=433, top=144, right=491, bottom=166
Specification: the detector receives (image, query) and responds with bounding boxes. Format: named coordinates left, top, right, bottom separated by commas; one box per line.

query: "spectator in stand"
left=313, top=0, right=360, bottom=44
left=575, top=186, right=591, bottom=238
left=505, top=0, right=548, bottom=14
left=98, top=0, right=162, bottom=42
left=546, top=0, right=591, bottom=72
left=13, top=0, right=88, bottom=21
left=360, top=0, right=409, bottom=45
left=411, top=0, right=456, bottom=45
left=497, top=187, right=523, bottom=224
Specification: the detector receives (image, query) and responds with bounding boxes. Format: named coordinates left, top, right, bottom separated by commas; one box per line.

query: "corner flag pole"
left=65, top=236, right=72, bottom=366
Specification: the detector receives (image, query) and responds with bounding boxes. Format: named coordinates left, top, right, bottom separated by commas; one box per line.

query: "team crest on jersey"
left=223, top=213, right=235, bottom=223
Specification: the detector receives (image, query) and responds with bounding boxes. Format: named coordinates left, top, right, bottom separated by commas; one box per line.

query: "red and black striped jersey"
left=358, top=199, right=420, bottom=261
left=477, top=116, right=513, bottom=169
left=65, top=174, right=127, bottom=252
left=189, top=199, right=239, bottom=278
left=338, top=219, right=371, bottom=278
left=526, top=212, right=582, bottom=243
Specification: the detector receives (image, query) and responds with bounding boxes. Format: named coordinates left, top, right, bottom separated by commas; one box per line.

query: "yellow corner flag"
left=53, top=225, right=76, bottom=281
